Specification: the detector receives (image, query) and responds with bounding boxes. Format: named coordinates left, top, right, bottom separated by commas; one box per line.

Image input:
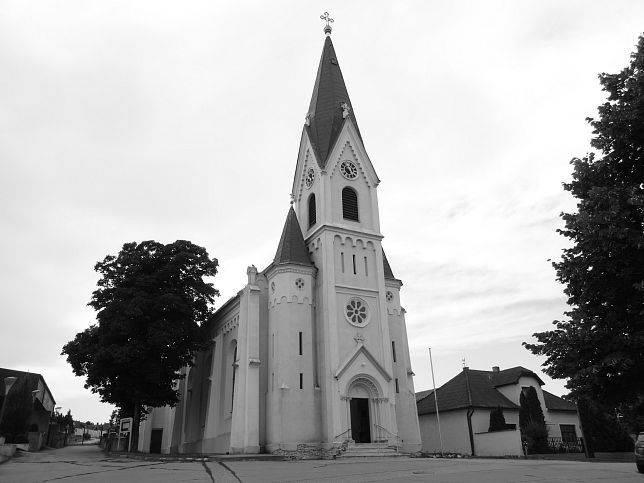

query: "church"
left=138, top=21, right=422, bottom=456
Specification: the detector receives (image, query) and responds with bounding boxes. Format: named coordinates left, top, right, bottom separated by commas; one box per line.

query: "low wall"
left=473, top=429, right=522, bottom=457
left=0, top=444, right=17, bottom=458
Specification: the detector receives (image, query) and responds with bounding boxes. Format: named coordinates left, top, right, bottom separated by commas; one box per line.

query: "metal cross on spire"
left=320, top=12, right=334, bottom=36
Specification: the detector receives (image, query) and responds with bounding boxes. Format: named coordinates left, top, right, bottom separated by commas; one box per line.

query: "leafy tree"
left=0, top=376, right=33, bottom=442
left=577, top=397, right=634, bottom=453
left=62, top=240, right=219, bottom=451
left=524, top=35, right=644, bottom=431
left=488, top=406, right=507, bottom=432
left=519, top=387, right=549, bottom=453
left=519, top=387, right=546, bottom=430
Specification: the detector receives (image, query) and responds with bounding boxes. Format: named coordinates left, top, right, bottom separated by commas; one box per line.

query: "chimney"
left=492, top=366, right=500, bottom=372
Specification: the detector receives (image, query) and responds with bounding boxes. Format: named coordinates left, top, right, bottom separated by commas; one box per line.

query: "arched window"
left=308, top=193, right=316, bottom=228
left=342, top=187, right=359, bottom=221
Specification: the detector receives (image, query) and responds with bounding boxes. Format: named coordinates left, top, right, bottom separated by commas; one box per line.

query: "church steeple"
left=305, top=35, right=363, bottom=168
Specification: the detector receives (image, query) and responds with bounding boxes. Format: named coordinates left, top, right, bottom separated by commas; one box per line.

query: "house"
left=138, top=22, right=422, bottom=456
left=0, top=368, right=56, bottom=445
left=416, top=366, right=582, bottom=456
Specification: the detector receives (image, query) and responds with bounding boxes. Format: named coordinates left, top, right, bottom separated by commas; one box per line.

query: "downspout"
left=463, top=368, right=475, bottom=456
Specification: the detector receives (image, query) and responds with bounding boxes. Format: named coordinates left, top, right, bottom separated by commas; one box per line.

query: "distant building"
left=0, top=368, right=56, bottom=435
left=138, top=25, right=422, bottom=456
left=416, top=366, right=582, bottom=456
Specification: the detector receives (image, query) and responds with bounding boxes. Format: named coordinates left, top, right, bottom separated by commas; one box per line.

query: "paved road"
left=0, top=445, right=641, bottom=482
left=0, top=445, right=238, bottom=482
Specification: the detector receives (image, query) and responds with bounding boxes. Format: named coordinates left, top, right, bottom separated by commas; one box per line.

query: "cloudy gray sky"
left=2, top=1, right=643, bottom=423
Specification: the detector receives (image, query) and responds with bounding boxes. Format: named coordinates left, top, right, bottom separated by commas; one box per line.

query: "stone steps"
left=339, top=442, right=404, bottom=459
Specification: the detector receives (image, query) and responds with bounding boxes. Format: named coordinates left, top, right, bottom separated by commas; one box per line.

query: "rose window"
left=305, top=168, right=316, bottom=189
left=345, top=298, right=369, bottom=326
left=340, top=161, right=358, bottom=180
left=386, top=291, right=394, bottom=302
left=295, top=278, right=304, bottom=290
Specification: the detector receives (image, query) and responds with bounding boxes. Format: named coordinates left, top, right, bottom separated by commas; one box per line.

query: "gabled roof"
left=0, top=368, right=55, bottom=405
left=417, top=368, right=519, bottom=415
left=273, top=206, right=312, bottom=266
left=382, top=249, right=396, bottom=280
left=306, top=36, right=363, bottom=168
left=489, top=366, right=545, bottom=387
left=542, top=390, right=578, bottom=412
left=415, top=389, right=434, bottom=403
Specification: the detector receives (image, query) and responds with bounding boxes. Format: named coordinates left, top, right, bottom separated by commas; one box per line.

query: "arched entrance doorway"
left=346, top=376, right=381, bottom=444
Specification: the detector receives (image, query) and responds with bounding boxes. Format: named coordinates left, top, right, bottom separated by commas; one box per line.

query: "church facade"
left=138, top=28, right=422, bottom=456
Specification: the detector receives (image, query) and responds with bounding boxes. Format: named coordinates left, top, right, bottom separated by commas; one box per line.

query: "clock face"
left=305, top=168, right=316, bottom=189
left=340, top=160, right=358, bottom=180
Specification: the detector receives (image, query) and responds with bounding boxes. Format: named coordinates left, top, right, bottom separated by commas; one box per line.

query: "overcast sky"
left=2, top=1, right=643, bottom=423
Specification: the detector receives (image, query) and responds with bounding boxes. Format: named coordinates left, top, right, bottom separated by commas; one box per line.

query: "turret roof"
left=306, top=36, right=363, bottom=168
left=274, top=206, right=313, bottom=266
left=382, top=249, right=396, bottom=280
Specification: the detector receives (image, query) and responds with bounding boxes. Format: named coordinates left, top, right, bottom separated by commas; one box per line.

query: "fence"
left=547, top=436, right=584, bottom=453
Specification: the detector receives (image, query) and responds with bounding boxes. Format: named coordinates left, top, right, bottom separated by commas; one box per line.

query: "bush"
left=523, top=422, right=549, bottom=454
left=489, top=406, right=507, bottom=432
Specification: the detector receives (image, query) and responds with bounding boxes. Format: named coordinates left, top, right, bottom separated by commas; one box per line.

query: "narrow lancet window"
left=352, top=254, right=357, bottom=275
left=308, top=193, right=316, bottom=228
left=299, top=331, right=303, bottom=355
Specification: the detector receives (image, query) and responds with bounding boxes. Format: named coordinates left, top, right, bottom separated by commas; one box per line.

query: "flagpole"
left=429, top=347, right=443, bottom=455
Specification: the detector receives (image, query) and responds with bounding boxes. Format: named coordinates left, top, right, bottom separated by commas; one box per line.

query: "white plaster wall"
left=473, top=429, right=522, bottom=457
left=545, top=410, right=581, bottom=439
left=266, top=267, right=319, bottom=450
left=419, top=411, right=472, bottom=454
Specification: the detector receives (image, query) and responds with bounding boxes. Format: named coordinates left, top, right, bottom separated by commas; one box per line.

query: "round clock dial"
left=340, top=161, right=358, bottom=180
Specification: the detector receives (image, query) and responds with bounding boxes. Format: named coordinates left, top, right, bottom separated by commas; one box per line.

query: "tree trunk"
left=130, top=402, right=140, bottom=452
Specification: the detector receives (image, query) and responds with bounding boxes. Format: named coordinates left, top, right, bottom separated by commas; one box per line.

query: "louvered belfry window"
left=342, top=187, right=359, bottom=221
left=308, top=193, right=316, bottom=228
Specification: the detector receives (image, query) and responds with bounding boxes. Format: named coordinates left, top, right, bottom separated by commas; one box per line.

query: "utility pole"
left=428, top=348, right=444, bottom=455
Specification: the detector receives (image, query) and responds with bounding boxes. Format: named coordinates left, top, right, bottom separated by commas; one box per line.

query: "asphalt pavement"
left=0, top=444, right=641, bottom=482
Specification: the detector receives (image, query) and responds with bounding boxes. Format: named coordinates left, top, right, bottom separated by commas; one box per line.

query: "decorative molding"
left=249, top=358, right=261, bottom=366
left=335, top=284, right=379, bottom=295
left=353, top=333, right=365, bottom=345
left=334, top=345, right=392, bottom=382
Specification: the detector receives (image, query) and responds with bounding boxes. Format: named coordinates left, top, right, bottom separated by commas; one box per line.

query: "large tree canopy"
left=62, top=240, right=219, bottom=449
left=524, top=36, right=644, bottom=428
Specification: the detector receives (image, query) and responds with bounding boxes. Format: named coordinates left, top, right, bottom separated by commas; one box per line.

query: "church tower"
left=138, top=19, right=421, bottom=457
left=290, top=24, right=422, bottom=452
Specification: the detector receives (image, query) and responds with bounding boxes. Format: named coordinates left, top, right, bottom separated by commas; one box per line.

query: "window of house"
left=395, top=378, right=399, bottom=393
left=342, top=187, right=359, bottom=221
left=392, top=341, right=397, bottom=362
left=352, top=254, right=357, bottom=275
left=341, top=252, right=345, bottom=273
left=299, top=373, right=303, bottom=389
left=308, top=193, right=316, bottom=228
left=560, top=424, right=577, bottom=442
left=364, top=256, right=368, bottom=276
left=299, top=331, right=303, bottom=355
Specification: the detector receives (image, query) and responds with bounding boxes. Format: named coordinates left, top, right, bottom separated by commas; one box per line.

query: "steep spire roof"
left=274, top=206, right=312, bottom=266
left=382, top=249, right=396, bottom=280
left=306, top=36, right=363, bottom=168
